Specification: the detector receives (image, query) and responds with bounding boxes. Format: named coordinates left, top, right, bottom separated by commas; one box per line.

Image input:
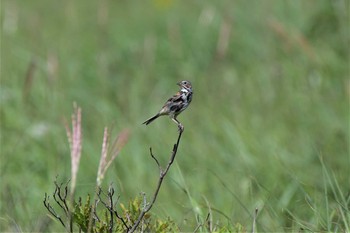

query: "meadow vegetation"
left=1, top=0, right=349, bottom=232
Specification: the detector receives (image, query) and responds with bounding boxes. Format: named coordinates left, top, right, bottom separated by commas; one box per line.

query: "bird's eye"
left=183, top=81, right=187, bottom=84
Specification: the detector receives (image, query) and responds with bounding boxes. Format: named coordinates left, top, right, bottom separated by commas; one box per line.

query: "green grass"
left=1, top=0, right=349, bottom=232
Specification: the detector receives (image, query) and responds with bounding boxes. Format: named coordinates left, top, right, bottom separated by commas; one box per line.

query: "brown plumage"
left=143, top=80, right=193, bottom=130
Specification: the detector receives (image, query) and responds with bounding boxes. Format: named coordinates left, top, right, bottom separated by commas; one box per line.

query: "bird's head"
left=177, top=80, right=192, bottom=92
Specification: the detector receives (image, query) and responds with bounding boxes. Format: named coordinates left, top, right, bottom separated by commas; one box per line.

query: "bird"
left=142, top=80, right=193, bottom=131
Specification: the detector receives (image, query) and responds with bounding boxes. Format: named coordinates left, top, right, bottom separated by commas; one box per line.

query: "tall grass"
left=1, top=0, right=348, bottom=232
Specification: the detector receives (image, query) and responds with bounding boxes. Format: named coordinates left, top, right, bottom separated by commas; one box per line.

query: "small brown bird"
left=142, top=80, right=193, bottom=131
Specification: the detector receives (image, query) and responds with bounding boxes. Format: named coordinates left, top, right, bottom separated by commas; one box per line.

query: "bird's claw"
left=177, top=123, right=184, bottom=132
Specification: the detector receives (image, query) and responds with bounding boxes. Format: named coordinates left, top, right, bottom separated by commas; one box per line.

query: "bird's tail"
left=142, top=114, right=160, bottom=125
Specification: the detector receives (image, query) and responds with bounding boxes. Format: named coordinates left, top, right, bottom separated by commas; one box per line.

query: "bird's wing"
left=166, top=92, right=183, bottom=103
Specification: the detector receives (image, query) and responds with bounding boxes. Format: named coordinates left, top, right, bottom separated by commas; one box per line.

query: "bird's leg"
left=171, top=117, right=184, bottom=132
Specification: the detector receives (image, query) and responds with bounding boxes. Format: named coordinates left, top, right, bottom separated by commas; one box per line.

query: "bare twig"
left=129, top=128, right=184, bottom=232
left=97, top=186, right=130, bottom=232
left=107, top=187, right=114, bottom=233
left=149, top=148, right=161, bottom=171
left=55, top=180, right=73, bottom=232
left=43, top=193, right=66, bottom=228
left=252, top=208, right=258, bottom=233
left=44, top=179, right=73, bottom=232
left=53, top=182, right=68, bottom=214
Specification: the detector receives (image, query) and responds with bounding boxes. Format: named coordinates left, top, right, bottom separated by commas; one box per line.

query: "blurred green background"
left=1, top=0, right=349, bottom=232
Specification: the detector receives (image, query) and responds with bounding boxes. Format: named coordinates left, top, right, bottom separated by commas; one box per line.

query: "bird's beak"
left=177, top=82, right=181, bottom=86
